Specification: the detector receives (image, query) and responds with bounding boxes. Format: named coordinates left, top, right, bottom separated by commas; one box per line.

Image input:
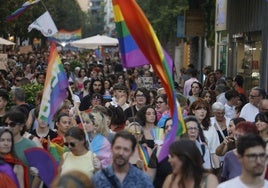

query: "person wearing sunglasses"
left=218, top=134, right=268, bottom=188
left=59, top=126, right=101, bottom=177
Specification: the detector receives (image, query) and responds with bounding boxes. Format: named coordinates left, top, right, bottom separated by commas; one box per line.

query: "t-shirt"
left=61, top=151, right=95, bottom=177
left=14, top=137, right=37, bottom=166
left=221, top=150, right=241, bottom=180
left=217, top=176, right=268, bottom=188
left=240, top=103, right=259, bottom=122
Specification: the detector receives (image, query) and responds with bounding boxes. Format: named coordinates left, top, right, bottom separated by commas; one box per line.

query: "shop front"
left=226, top=0, right=268, bottom=93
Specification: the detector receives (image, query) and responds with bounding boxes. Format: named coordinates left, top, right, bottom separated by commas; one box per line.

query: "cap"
left=75, top=67, right=81, bottom=71
left=64, top=62, right=70, bottom=65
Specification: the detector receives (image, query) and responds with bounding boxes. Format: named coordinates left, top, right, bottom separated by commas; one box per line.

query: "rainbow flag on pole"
left=112, top=0, right=186, bottom=161
left=6, top=0, right=41, bottom=21
left=112, top=3, right=173, bottom=70
left=38, top=42, right=68, bottom=124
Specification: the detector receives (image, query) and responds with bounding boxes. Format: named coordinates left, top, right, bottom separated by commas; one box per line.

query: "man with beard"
left=79, top=78, right=105, bottom=111
left=93, top=131, right=153, bottom=188
left=218, top=133, right=268, bottom=187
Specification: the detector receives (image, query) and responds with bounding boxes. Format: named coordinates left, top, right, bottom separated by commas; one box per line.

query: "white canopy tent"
left=69, top=34, right=118, bottom=49
left=0, top=37, right=15, bottom=45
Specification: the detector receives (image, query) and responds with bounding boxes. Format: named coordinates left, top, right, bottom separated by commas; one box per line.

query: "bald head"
left=259, top=99, right=268, bottom=113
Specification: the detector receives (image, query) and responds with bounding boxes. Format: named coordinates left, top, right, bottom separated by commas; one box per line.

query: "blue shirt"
left=93, top=164, right=154, bottom=188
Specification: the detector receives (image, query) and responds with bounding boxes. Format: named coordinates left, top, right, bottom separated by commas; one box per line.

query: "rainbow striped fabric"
left=112, top=0, right=186, bottom=161
left=138, top=144, right=150, bottom=171
left=6, top=0, right=41, bottom=21
left=38, top=42, right=68, bottom=124
left=112, top=2, right=173, bottom=69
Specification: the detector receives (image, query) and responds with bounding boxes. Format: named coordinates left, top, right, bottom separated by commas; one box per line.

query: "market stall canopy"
left=70, top=34, right=118, bottom=49
left=0, top=37, right=15, bottom=45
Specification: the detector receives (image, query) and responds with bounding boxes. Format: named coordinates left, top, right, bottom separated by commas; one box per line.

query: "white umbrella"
left=0, top=37, right=15, bottom=45
left=70, top=34, right=118, bottom=49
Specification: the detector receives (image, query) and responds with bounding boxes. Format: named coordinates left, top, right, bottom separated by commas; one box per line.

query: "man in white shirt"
left=218, top=134, right=268, bottom=188
left=240, top=87, right=266, bottom=122
left=224, top=90, right=239, bottom=119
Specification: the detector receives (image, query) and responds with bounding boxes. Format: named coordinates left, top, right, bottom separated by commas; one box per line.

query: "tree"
left=0, top=0, right=85, bottom=44
left=136, top=0, right=188, bottom=46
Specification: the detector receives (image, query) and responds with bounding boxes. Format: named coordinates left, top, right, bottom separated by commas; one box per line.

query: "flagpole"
left=67, top=85, right=91, bottom=149
left=40, top=0, right=48, bottom=11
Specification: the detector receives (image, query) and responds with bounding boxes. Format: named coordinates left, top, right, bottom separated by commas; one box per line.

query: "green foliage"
left=21, top=84, right=44, bottom=105
left=69, top=60, right=82, bottom=72
left=136, top=0, right=188, bottom=45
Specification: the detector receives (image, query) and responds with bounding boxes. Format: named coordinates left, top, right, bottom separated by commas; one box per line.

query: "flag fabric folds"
left=38, top=42, right=68, bottom=124
left=112, top=3, right=173, bottom=70
left=6, top=0, right=41, bottom=21
left=112, top=0, right=186, bottom=161
left=28, top=11, right=58, bottom=37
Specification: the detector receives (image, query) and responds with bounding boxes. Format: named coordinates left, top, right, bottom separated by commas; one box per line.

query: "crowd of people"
left=0, top=49, right=268, bottom=188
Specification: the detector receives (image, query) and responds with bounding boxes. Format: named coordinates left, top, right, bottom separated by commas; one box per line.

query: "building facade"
left=222, top=0, right=268, bottom=92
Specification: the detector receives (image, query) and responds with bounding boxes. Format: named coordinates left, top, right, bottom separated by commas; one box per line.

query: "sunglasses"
left=64, top=142, right=76, bottom=147
left=5, top=122, right=21, bottom=128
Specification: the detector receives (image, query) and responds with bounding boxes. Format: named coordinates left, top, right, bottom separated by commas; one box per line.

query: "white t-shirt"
left=239, top=103, right=259, bottom=122
left=217, top=176, right=268, bottom=188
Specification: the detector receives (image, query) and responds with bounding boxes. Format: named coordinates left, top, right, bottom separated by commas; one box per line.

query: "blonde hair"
left=125, top=122, right=143, bottom=135
left=81, top=111, right=109, bottom=136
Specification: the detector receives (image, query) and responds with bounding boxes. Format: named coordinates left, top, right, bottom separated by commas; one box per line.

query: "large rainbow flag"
left=112, top=0, right=186, bottom=161
left=113, top=3, right=173, bottom=69
left=6, top=0, right=41, bottom=21
left=38, top=42, right=68, bottom=124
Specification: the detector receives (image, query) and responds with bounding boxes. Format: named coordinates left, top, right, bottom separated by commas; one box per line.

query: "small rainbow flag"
left=38, top=42, right=68, bottom=124
left=6, top=0, right=41, bottom=21
left=112, top=0, right=186, bottom=161
left=138, top=144, right=150, bottom=171
left=151, top=127, right=165, bottom=145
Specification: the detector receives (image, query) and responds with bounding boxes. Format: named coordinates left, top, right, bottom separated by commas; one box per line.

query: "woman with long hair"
left=189, top=99, right=220, bottom=169
left=136, top=105, right=158, bottom=149
left=163, top=139, right=218, bottom=188
left=0, top=128, right=29, bottom=188
left=81, top=110, right=113, bottom=167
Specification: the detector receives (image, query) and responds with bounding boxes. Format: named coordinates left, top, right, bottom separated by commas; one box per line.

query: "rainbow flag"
left=38, top=42, right=68, bottom=124
left=6, top=0, right=41, bottom=21
left=48, top=29, right=82, bottom=43
left=137, top=144, right=150, bottom=171
left=112, top=0, right=186, bottom=161
left=112, top=3, right=173, bottom=69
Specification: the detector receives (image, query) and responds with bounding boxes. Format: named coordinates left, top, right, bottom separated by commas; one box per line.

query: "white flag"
left=28, top=11, right=58, bottom=37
